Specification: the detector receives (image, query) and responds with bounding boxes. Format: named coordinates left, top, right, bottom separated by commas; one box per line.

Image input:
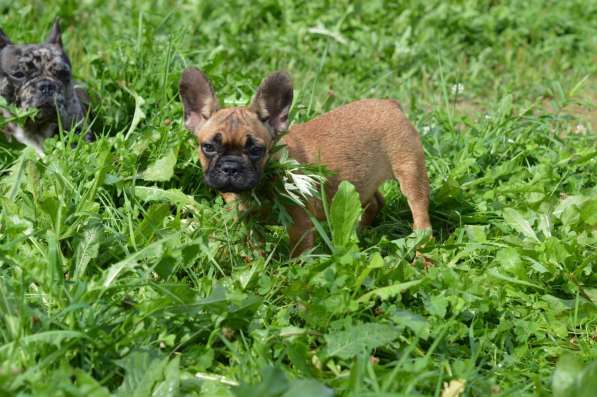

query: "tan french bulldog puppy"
left=179, top=68, right=431, bottom=256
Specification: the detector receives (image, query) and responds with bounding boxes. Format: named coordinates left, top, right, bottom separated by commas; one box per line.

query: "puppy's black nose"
left=220, top=161, right=241, bottom=176
left=38, top=80, right=56, bottom=96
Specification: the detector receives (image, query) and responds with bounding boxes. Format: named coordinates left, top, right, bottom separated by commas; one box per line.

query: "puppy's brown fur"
left=179, top=68, right=431, bottom=256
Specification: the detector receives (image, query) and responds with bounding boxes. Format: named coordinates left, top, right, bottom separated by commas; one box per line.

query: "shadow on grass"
left=360, top=180, right=483, bottom=248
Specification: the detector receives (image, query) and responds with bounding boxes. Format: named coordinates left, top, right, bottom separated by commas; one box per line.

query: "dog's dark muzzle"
left=205, top=156, right=261, bottom=193
left=38, top=80, right=58, bottom=97
left=19, top=79, right=65, bottom=112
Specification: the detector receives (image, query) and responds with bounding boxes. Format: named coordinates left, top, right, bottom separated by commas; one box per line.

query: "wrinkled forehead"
left=1, top=44, right=68, bottom=69
left=199, top=107, right=270, bottom=145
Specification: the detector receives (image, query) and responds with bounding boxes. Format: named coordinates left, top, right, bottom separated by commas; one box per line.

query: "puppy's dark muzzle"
left=206, top=156, right=261, bottom=193
left=220, top=160, right=242, bottom=177
left=38, top=80, right=57, bottom=97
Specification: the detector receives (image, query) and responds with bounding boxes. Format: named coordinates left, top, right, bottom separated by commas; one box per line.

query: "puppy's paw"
left=414, top=251, right=434, bottom=270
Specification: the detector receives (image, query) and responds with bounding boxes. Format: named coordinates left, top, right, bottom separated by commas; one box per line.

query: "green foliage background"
left=0, top=1, right=595, bottom=396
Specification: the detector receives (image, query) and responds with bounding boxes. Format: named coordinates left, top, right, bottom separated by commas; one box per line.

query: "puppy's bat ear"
left=179, top=67, right=220, bottom=134
left=250, top=71, right=293, bottom=136
left=0, top=28, right=12, bottom=49
left=46, top=20, right=63, bottom=48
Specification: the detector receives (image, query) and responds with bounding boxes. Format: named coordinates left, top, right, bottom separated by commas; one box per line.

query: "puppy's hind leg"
left=287, top=205, right=315, bottom=257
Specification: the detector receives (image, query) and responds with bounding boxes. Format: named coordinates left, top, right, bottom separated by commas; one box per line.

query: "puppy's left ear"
left=0, top=28, right=12, bottom=49
left=45, top=20, right=63, bottom=48
left=250, top=72, right=293, bottom=135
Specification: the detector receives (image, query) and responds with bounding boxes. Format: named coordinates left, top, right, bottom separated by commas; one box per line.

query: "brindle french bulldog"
left=1, top=21, right=88, bottom=156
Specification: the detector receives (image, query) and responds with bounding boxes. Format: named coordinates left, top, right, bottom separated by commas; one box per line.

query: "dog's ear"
left=179, top=67, right=220, bottom=133
left=45, top=20, right=63, bottom=48
left=250, top=72, right=293, bottom=135
left=0, top=28, right=12, bottom=49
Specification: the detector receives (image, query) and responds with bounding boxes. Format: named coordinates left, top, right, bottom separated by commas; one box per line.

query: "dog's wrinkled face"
left=0, top=45, right=71, bottom=119
left=0, top=22, right=78, bottom=129
left=197, top=108, right=270, bottom=192
left=179, top=68, right=293, bottom=193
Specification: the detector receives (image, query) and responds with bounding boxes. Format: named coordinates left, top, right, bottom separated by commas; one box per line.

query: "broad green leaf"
left=537, top=213, right=552, bottom=238
left=233, top=366, right=289, bottom=397
left=140, top=150, right=177, bottom=182
left=487, top=268, right=543, bottom=290
left=238, top=259, right=265, bottom=290
left=134, top=186, right=199, bottom=210
left=577, top=361, right=597, bottom=397
left=103, top=234, right=179, bottom=287
left=278, top=326, right=306, bottom=338
left=552, top=354, right=584, bottom=397
left=287, top=342, right=313, bottom=377
left=496, top=247, right=524, bottom=278
left=357, top=279, right=422, bottom=303
left=134, top=203, right=171, bottom=244
left=324, top=323, right=400, bottom=360
left=74, top=370, right=112, bottom=397
left=542, top=295, right=574, bottom=315
left=553, top=195, right=585, bottom=218
left=579, top=197, right=597, bottom=226
left=502, top=208, right=538, bottom=241
left=329, top=181, right=362, bottom=250
left=0, top=330, right=88, bottom=354
left=73, top=226, right=102, bottom=279
left=283, top=379, right=333, bottom=397
left=496, top=247, right=521, bottom=269
left=354, top=252, right=385, bottom=290
left=425, top=294, right=448, bottom=318
left=115, top=350, right=168, bottom=397
left=585, top=288, right=597, bottom=305
left=199, top=381, right=236, bottom=397
left=464, top=225, right=487, bottom=242
left=552, top=356, right=597, bottom=397
left=390, top=310, right=430, bottom=338
left=152, top=356, right=180, bottom=397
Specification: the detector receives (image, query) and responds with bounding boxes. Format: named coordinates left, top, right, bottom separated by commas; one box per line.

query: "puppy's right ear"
left=0, top=28, right=12, bottom=49
left=179, top=68, right=220, bottom=134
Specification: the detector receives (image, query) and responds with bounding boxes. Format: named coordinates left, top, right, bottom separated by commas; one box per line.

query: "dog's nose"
left=38, top=80, right=56, bottom=96
left=220, top=161, right=241, bottom=176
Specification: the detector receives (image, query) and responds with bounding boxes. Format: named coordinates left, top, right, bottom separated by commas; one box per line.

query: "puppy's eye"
left=202, top=143, right=217, bottom=155
left=55, top=68, right=70, bottom=80
left=11, top=71, right=25, bottom=80
left=249, top=146, right=265, bottom=158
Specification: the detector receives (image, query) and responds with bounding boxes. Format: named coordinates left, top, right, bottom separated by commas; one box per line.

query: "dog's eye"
left=202, top=143, right=217, bottom=155
left=55, top=68, right=70, bottom=80
left=249, top=146, right=265, bottom=158
left=11, top=71, right=25, bottom=80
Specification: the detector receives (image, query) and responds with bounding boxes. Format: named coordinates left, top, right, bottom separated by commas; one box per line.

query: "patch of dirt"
left=448, top=80, right=596, bottom=135
left=543, top=97, right=596, bottom=134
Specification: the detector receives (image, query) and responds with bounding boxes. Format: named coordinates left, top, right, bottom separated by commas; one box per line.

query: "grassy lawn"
left=1, top=1, right=595, bottom=396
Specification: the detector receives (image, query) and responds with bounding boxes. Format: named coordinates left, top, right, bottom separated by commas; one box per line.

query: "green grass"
left=1, top=1, right=596, bottom=396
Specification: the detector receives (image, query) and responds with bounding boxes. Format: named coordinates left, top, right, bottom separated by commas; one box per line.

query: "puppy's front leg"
left=222, top=192, right=251, bottom=211
left=10, top=125, right=45, bottom=157
left=221, top=192, right=240, bottom=205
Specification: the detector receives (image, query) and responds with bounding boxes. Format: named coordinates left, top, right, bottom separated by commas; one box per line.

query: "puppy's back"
left=284, top=99, right=424, bottom=201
